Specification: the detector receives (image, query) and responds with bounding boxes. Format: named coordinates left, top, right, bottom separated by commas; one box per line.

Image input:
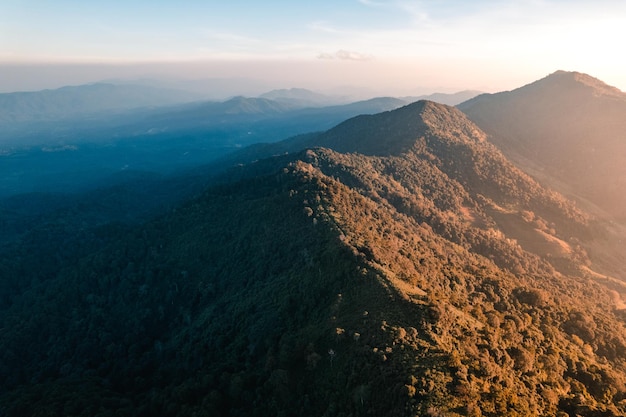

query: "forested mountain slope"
left=2, top=101, right=626, bottom=416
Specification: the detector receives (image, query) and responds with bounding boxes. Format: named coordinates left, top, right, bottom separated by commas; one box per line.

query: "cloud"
left=357, top=0, right=388, bottom=6
left=308, top=21, right=342, bottom=34
left=317, top=52, right=335, bottom=60
left=317, top=49, right=374, bottom=61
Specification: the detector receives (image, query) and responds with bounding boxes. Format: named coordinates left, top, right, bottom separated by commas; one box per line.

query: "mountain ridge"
left=258, top=88, right=345, bottom=107
left=534, top=70, right=625, bottom=97
left=0, top=82, right=202, bottom=123
left=458, top=70, right=626, bottom=222
left=403, top=90, right=484, bottom=106
left=294, top=100, right=486, bottom=156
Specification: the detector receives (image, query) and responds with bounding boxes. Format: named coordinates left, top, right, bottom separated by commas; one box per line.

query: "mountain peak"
left=524, top=70, right=624, bottom=98
left=459, top=71, right=624, bottom=107
left=312, top=100, right=486, bottom=156
left=220, top=96, right=294, bottom=114
left=259, top=87, right=342, bottom=107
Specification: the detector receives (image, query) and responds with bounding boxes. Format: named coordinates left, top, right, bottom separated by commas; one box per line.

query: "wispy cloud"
left=318, top=50, right=374, bottom=61
left=308, top=21, right=343, bottom=34
left=357, top=0, right=430, bottom=23
left=357, top=0, right=388, bottom=6
left=200, top=30, right=263, bottom=47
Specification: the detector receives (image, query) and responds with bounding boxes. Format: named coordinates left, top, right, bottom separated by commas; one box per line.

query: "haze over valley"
left=0, top=81, right=479, bottom=197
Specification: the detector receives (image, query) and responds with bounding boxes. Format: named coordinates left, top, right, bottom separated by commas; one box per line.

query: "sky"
left=1, top=0, right=626, bottom=95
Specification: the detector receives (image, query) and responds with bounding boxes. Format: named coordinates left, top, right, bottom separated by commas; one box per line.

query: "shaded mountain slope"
left=458, top=70, right=626, bottom=222
left=3, top=100, right=626, bottom=416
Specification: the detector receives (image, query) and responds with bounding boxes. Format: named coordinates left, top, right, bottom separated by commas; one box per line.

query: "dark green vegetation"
left=2, top=92, right=626, bottom=416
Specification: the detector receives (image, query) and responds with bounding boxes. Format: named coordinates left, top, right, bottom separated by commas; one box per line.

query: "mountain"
left=404, top=90, right=483, bottom=106
left=458, top=70, right=626, bottom=222
left=3, top=100, right=626, bottom=416
left=259, top=88, right=345, bottom=107
left=189, top=96, right=297, bottom=115
left=113, top=77, right=278, bottom=100
left=143, top=96, right=299, bottom=127
left=145, top=96, right=408, bottom=127
left=0, top=83, right=201, bottom=123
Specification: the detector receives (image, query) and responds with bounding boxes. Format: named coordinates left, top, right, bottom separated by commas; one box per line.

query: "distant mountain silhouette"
left=458, top=70, right=626, bottom=221
left=154, top=95, right=407, bottom=122
left=403, top=90, right=483, bottom=106
left=258, top=87, right=481, bottom=108
left=137, top=96, right=409, bottom=141
left=259, top=88, right=345, bottom=107
left=159, top=96, right=297, bottom=121
left=0, top=83, right=200, bottom=123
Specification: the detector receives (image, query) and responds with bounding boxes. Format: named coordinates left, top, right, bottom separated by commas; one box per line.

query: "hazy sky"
left=2, top=0, right=626, bottom=94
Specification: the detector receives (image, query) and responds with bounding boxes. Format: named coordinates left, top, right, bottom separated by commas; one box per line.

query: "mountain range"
left=0, top=83, right=203, bottom=123
left=0, top=83, right=478, bottom=199
left=0, top=83, right=478, bottom=129
left=1, top=72, right=626, bottom=416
